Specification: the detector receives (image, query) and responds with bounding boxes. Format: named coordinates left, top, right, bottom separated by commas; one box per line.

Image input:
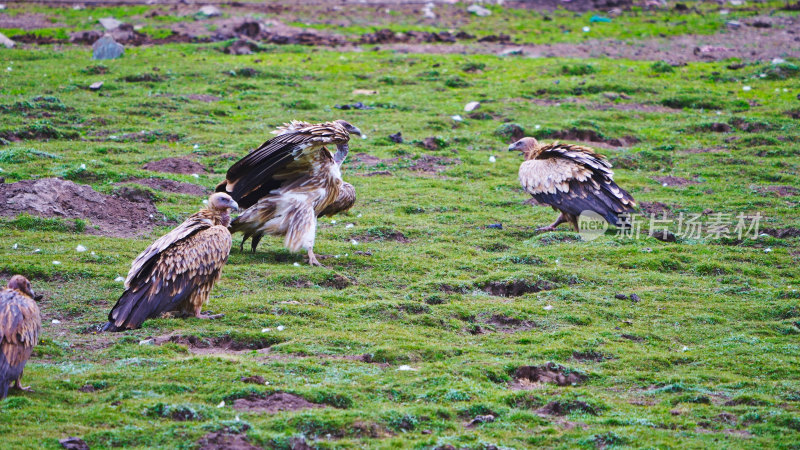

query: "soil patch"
left=638, top=201, right=674, bottom=217
left=481, top=280, right=556, bottom=297
left=0, top=178, right=159, bottom=237
left=537, top=128, right=638, bottom=147
left=197, top=429, right=258, bottom=450
left=350, top=153, right=398, bottom=169
left=538, top=400, right=598, bottom=416
left=153, top=334, right=277, bottom=355
left=512, top=362, right=587, bottom=389
left=484, top=314, right=537, bottom=333
left=761, top=227, right=800, bottom=239
left=652, top=176, right=698, bottom=187
left=755, top=185, right=798, bottom=198
left=117, top=178, right=208, bottom=196
left=572, top=350, right=614, bottom=362
left=356, top=228, right=410, bottom=243
left=187, top=94, right=221, bottom=102
left=407, top=155, right=461, bottom=174
left=232, top=392, right=324, bottom=414
left=143, top=157, right=207, bottom=175
left=0, top=14, right=64, bottom=31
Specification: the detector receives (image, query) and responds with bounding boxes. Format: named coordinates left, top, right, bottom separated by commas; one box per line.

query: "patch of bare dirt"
left=197, top=426, right=258, bottom=450
left=481, top=280, right=556, bottom=297
left=540, top=128, right=638, bottom=148
left=484, top=314, right=537, bottom=333
left=355, top=228, right=410, bottom=243
left=639, top=201, right=674, bottom=217
left=187, top=94, right=221, bottom=102
left=407, top=155, right=461, bottom=174
left=572, top=350, right=614, bottom=362
left=762, top=227, right=800, bottom=239
left=652, top=176, right=699, bottom=187
left=511, top=362, right=587, bottom=389
left=0, top=178, right=159, bottom=237
left=320, top=273, right=355, bottom=289
left=117, top=178, right=208, bottom=196
left=679, top=147, right=727, bottom=154
left=350, top=152, right=398, bottom=168
left=754, top=185, right=799, bottom=198
left=240, top=375, right=267, bottom=385
left=143, top=157, right=206, bottom=174
left=232, top=392, right=324, bottom=414
left=153, top=334, right=276, bottom=355
left=538, top=400, right=598, bottom=416
left=0, top=13, right=64, bottom=31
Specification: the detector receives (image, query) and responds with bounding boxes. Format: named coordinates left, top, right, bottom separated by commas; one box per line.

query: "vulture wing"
left=217, top=123, right=346, bottom=209
left=108, top=220, right=232, bottom=331
left=0, top=288, right=40, bottom=399
left=520, top=144, right=636, bottom=226
left=318, top=182, right=356, bottom=217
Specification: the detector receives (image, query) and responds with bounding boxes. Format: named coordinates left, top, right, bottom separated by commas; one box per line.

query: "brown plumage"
left=1, top=275, right=41, bottom=399
left=103, top=193, right=238, bottom=332
left=509, top=137, right=636, bottom=232
left=216, top=120, right=361, bottom=266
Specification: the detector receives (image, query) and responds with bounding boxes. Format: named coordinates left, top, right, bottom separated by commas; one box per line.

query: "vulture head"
left=7, top=274, right=35, bottom=299
left=334, top=119, right=363, bottom=139
left=208, top=193, right=239, bottom=213
left=508, top=137, right=541, bottom=160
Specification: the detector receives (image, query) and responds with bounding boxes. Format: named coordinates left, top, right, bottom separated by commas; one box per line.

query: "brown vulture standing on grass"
left=509, top=137, right=636, bottom=232
left=216, top=119, right=361, bottom=266
left=1, top=275, right=41, bottom=399
left=102, top=193, right=238, bottom=332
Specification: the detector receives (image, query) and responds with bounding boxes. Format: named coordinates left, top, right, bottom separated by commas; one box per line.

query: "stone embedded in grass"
left=512, top=362, right=587, bottom=388
left=397, top=365, right=417, bottom=371
left=59, top=437, right=89, bottom=450
left=92, top=35, right=124, bottom=60
left=0, top=32, right=15, bottom=49
left=464, top=101, right=480, bottom=112
left=98, top=18, right=123, bottom=31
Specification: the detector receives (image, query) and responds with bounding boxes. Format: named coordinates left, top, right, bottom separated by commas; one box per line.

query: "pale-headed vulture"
left=1, top=275, right=41, bottom=399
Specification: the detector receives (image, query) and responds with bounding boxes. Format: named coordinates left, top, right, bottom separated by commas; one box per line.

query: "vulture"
left=216, top=119, right=361, bottom=266
left=1, top=275, right=41, bottom=399
left=103, top=193, right=238, bottom=332
left=509, top=137, right=636, bottom=231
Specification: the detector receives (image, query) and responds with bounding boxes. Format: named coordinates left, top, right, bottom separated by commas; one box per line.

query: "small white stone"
left=91, top=251, right=96, bottom=256
left=79, top=163, right=86, bottom=170
left=235, top=415, right=240, bottom=421
left=543, top=305, right=553, bottom=311
left=464, top=101, right=480, bottom=112
left=217, top=400, right=225, bottom=408
left=149, top=214, right=154, bottom=219
left=350, top=240, right=359, bottom=246
left=357, top=214, right=362, bottom=218
left=361, top=134, right=368, bottom=140
left=199, top=5, right=222, bottom=17
left=742, top=85, right=751, bottom=91
left=114, top=276, right=124, bottom=282
left=293, top=262, right=300, bottom=267
left=261, top=328, right=271, bottom=333
left=397, top=365, right=417, bottom=371
left=34, top=249, right=41, bottom=253
left=193, top=144, right=199, bottom=149
left=783, top=88, right=789, bottom=92
left=345, top=223, right=354, bottom=229
left=202, top=199, right=208, bottom=204
left=772, top=57, right=786, bottom=64
left=489, top=155, right=496, bottom=163
left=276, top=325, right=285, bottom=331
left=582, top=26, right=590, bottom=32
left=681, top=345, right=689, bottom=352
left=534, top=125, right=541, bottom=129
left=192, top=173, right=200, bottom=179
left=764, top=248, right=772, bottom=253
left=51, top=319, right=61, bottom=324
left=451, top=115, right=463, bottom=122
left=344, top=253, right=349, bottom=257
left=76, top=245, right=87, bottom=252
left=720, top=9, right=730, bottom=14
left=662, top=183, right=668, bottom=187
left=331, top=220, right=337, bottom=224
left=12, top=243, right=17, bottom=249
left=759, top=73, right=766, bottom=78
left=6, top=67, right=11, bottom=72
left=139, top=339, right=154, bottom=345
left=52, top=260, right=61, bottom=265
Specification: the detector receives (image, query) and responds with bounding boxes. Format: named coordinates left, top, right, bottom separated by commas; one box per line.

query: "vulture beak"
left=507, top=142, right=519, bottom=152
left=230, top=199, right=239, bottom=212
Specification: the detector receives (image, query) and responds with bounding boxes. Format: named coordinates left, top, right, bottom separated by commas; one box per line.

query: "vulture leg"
left=537, top=212, right=569, bottom=232
left=307, top=249, right=323, bottom=267
left=251, top=233, right=263, bottom=253
left=192, top=303, right=224, bottom=320
left=13, top=378, right=32, bottom=392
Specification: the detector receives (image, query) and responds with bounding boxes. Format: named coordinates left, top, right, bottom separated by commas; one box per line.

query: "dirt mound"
left=537, top=128, right=638, bottom=147
left=187, top=94, right=221, bottom=102
left=408, top=155, right=461, bottom=174
left=143, top=157, right=207, bottom=175
left=153, top=334, right=277, bottom=355
left=652, top=176, right=698, bottom=187
left=232, top=392, right=324, bottom=414
left=481, top=280, right=555, bottom=297
left=538, top=400, right=598, bottom=416
left=118, top=178, right=207, bottom=196
left=755, top=185, right=798, bottom=198
left=197, top=429, right=258, bottom=450
left=485, top=314, right=537, bottom=333
left=572, top=350, right=614, bottom=362
left=351, top=153, right=399, bottom=168
left=512, top=362, right=587, bottom=389
left=0, top=178, right=159, bottom=237
left=639, top=201, right=674, bottom=217
left=762, top=227, right=800, bottom=239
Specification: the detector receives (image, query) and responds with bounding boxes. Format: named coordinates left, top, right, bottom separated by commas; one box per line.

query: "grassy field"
left=1, top=6, right=800, bottom=449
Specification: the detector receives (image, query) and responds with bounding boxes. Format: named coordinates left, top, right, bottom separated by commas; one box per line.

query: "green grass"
left=0, top=16, right=799, bottom=450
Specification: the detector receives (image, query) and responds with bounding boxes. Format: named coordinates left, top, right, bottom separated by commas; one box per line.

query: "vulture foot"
left=197, top=312, right=225, bottom=320
left=13, top=380, right=32, bottom=392
left=535, top=225, right=557, bottom=233
left=307, top=250, right=324, bottom=267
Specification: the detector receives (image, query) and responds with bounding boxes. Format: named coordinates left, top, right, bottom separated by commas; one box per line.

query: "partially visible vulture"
left=509, top=137, right=636, bottom=231
left=1, top=275, right=41, bottom=399
left=103, top=193, right=238, bottom=332
left=216, top=119, right=361, bottom=266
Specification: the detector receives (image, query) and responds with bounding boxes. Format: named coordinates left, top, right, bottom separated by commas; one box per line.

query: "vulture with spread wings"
left=509, top=137, right=636, bottom=232
left=1, top=275, right=41, bottom=399
left=103, top=193, right=238, bottom=332
left=216, top=119, right=361, bottom=266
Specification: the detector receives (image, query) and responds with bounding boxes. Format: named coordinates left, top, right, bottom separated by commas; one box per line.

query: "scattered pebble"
left=361, top=134, right=368, bottom=140
left=681, top=345, right=689, bottom=352
left=199, top=5, right=222, bottom=17
left=76, top=245, right=87, bottom=252
left=202, top=199, right=208, bottom=204
left=345, top=223, right=354, bottom=229
left=464, top=101, right=480, bottom=112
left=293, top=262, right=300, bottom=267
left=261, top=328, right=271, bottom=332
left=357, top=214, right=362, bottom=218
left=351, top=239, right=359, bottom=246
left=451, top=115, right=463, bottom=121
left=543, top=304, right=553, bottom=311
left=275, top=325, right=286, bottom=332
left=114, top=276, right=124, bottom=282
left=193, top=144, right=199, bottom=149
left=139, top=339, right=154, bottom=345
left=331, top=220, right=337, bottom=224
left=12, top=243, right=17, bottom=249
left=764, top=248, right=772, bottom=253
left=34, top=249, right=41, bottom=253
left=719, top=9, right=730, bottom=14
left=89, top=81, right=104, bottom=91
left=630, top=293, right=641, bottom=302
left=467, top=4, right=491, bottom=16
left=488, top=155, right=496, bottom=163
left=51, top=319, right=61, bottom=324
left=582, top=26, right=591, bottom=32
left=53, top=260, right=61, bottom=265
left=534, top=125, right=541, bottom=130
left=397, top=365, right=417, bottom=371
left=192, top=173, right=200, bottom=179
left=217, top=400, right=225, bottom=408
left=742, top=85, right=752, bottom=91
left=79, top=163, right=86, bottom=170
